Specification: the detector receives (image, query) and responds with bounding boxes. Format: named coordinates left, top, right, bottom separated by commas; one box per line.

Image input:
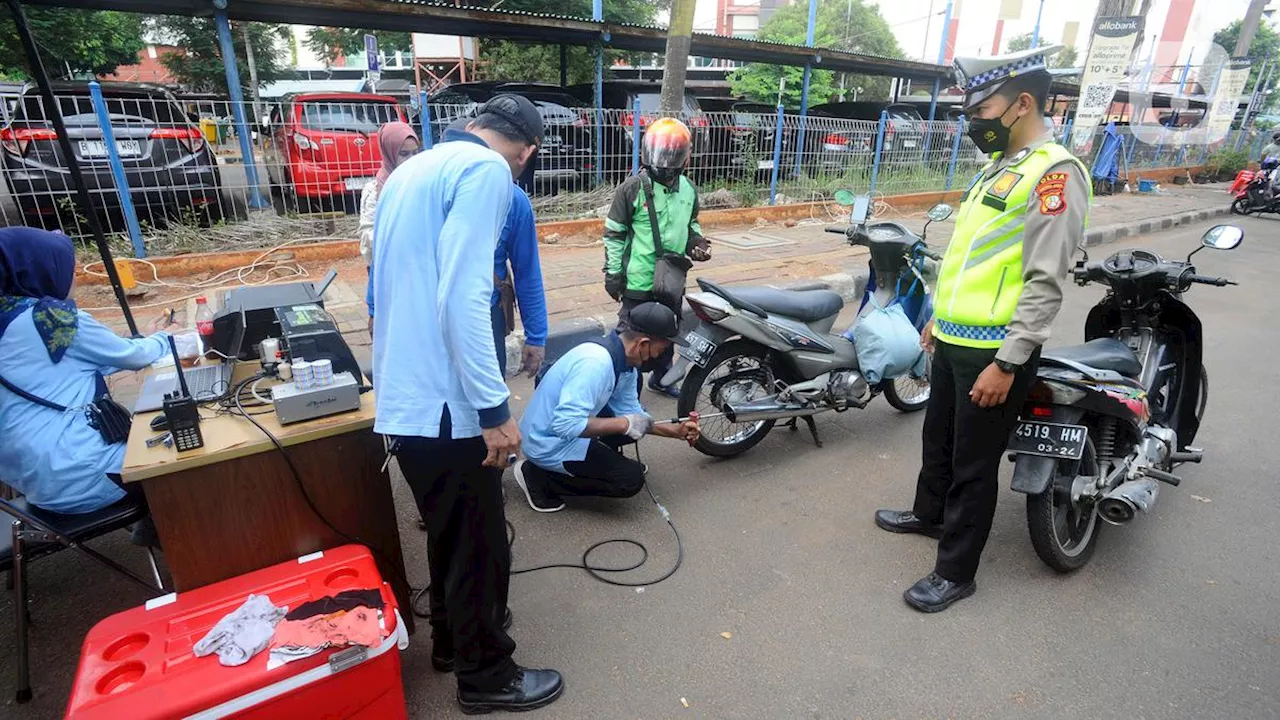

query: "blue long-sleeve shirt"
left=519, top=333, right=646, bottom=473
left=365, top=159, right=548, bottom=348
left=371, top=129, right=512, bottom=439
left=0, top=310, right=168, bottom=514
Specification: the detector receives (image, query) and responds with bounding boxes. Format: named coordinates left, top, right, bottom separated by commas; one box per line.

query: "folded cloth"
left=284, top=588, right=383, bottom=621
left=193, top=594, right=288, bottom=667
left=267, top=606, right=386, bottom=669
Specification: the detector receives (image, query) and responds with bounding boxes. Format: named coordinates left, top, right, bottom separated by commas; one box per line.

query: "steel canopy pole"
left=4, top=0, right=139, bottom=336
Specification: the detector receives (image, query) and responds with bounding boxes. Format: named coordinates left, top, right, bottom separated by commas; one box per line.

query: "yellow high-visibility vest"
left=933, top=141, right=1090, bottom=349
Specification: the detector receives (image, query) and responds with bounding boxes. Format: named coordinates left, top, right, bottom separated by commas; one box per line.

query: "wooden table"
left=121, top=362, right=414, bottom=631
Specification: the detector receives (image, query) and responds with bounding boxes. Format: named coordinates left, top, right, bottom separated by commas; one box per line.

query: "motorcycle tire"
left=1026, top=436, right=1102, bottom=573
left=1231, top=198, right=1255, bottom=215
left=883, top=360, right=932, bottom=412
left=677, top=341, right=776, bottom=458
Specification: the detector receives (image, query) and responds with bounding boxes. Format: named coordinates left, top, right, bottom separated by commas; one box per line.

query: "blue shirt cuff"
left=477, top=400, right=511, bottom=428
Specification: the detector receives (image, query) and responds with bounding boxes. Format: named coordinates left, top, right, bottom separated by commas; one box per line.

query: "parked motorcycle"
left=1230, top=161, right=1280, bottom=216
left=674, top=192, right=951, bottom=457
left=1007, top=224, right=1240, bottom=572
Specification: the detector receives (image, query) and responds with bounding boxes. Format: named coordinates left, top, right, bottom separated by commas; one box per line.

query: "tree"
left=146, top=16, right=290, bottom=95
left=1007, top=32, right=1035, bottom=53
left=472, top=0, right=665, bottom=84
left=1055, top=46, right=1079, bottom=69
left=1214, top=19, right=1280, bottom=91
left=305, top=27, right=412, bottom=67
left=730, top=0, right=903, bottom=107
left=0, top=7, right=144, bottom=80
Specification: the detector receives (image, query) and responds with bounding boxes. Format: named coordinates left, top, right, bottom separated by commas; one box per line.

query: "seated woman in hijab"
left=0, top=227, right=172, bottom=516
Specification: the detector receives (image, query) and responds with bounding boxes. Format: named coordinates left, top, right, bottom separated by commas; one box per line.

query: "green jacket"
left=603, top=173, right=706, bottom=298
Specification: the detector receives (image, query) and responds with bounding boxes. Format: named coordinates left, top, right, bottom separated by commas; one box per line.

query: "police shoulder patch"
left=1036, top=172, right=1068, bottom=216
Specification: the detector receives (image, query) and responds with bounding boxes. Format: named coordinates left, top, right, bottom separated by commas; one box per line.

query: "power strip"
left=270, top=371, right=361, bottom=424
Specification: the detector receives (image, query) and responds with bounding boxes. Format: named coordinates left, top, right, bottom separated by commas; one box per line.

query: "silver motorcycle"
left=674, top=194, right=952, bottom=457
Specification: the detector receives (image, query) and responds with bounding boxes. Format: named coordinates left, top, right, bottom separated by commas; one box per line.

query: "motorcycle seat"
left=1042, top=338, right=1142, bottom=378
left=724, top=287, right=844, bottom=322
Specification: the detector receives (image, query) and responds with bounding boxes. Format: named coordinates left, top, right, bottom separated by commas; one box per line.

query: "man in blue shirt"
left=514, top=302, right=700, bottom=512
left=371, top=95, right=563, bottom=713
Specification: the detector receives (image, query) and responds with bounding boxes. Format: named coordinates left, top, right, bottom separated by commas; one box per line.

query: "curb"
left=1083, top=204, right=1232, bottom=247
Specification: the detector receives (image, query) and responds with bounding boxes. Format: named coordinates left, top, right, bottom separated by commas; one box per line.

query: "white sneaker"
left=513, top=460, right=565, bottom=513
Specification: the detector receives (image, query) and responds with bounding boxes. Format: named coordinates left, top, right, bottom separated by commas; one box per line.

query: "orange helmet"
left=642, top=117, right=692, bottom=171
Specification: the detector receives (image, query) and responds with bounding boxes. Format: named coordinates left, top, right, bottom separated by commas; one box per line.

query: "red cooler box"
left=65, top=545, right=409, bottom=720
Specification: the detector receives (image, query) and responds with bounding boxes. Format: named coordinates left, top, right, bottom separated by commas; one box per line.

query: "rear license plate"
left=1008, top=421, right=1088, bottom=460
left=902, top=140, right=918, bottom=149
left=344, top=176, right=373, bottom=191
left=676, top=330, right=717, bottom=368
left=79, top=139, right=141, bottom=158
left=757, top=160, right=775, bottom=170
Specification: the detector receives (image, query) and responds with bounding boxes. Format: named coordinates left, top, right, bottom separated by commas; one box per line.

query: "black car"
left=566, top=81, right=710, bottom=179
left=805, top=102, right=932, bottom=175
left=425, top=82, right=596, bottom=189
left=697, top=98, right=796, bottom=180
left=1, top=81, right=222, bottom=229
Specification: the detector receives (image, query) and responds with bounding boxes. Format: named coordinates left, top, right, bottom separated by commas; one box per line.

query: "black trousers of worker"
left=912, top=340, right=1040, bottom=584
left=526, top=437, right=647, bottom=499
left=394, top=409, right=517, bottom=691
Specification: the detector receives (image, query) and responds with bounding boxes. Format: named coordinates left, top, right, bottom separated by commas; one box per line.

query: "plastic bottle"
left=195, top=296, right=216, bottom=358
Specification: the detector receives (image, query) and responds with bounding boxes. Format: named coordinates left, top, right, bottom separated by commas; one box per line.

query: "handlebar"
left=918, top=246, right=943, bottom=262
left=1183, top=272, right=1236, bottom=288
left=825, top=225, right=849, bottom=235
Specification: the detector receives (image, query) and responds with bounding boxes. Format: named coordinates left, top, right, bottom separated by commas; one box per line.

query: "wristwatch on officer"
left=994, top=358, right=1022, bottom=374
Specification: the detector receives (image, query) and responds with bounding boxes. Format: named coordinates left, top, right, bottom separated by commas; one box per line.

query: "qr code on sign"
left=1084, top=84, right=1115, bottom=108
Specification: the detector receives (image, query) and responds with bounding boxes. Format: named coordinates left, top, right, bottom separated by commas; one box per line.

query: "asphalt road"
left=3, top=216, right=1278, bottom=719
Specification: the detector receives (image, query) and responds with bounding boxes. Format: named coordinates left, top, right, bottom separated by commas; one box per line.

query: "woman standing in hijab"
left=0, top=228, right=172, bottom=514
left=358, top=122, right=421, bottom=266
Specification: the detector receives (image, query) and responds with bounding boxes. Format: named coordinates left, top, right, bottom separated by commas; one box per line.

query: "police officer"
left=875, top=46, right=1091, bottom=612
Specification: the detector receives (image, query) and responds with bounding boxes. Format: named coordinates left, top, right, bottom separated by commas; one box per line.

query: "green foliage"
left=1007, top=33, right=1035, bottom=53
left=147, top=16, right=290, bottom=94
left=1056, top=46, right=1079, bottom=69
left=479, top=0, right=665, bottom=83
left=730, top=0, right=903, bottom=107
left=305, top=27, right=413, bottom=68
left=1207, top=147, right=1249, bottom=174
left=1006, top=32, right=1077, bottom=68
left=0, top=7, right=144, bottom=80
left=1213, top=20, right=1280, bottom=91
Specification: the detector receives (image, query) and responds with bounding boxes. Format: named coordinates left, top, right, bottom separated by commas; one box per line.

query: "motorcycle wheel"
left=883, top=359, right=931, bottom=412
left=1026, top=437, right=1102, bottom=573
left=1196, top=364, right=1208, bottom=424
left=1231, top=197, right=1255, bottom=215
left=677, top=341, right=776, bottom=458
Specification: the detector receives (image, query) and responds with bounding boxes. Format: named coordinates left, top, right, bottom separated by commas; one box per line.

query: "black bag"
left=0, top=371, right=133, bottom=445
left=642, top=173, right=692, bottom=311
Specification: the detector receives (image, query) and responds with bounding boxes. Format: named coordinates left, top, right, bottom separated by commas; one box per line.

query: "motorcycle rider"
left=874, top=45, right=1092, bottom=612
left=602, top=117, right=712, bottom=397
left=1259, top=130, right=1280, bottom=164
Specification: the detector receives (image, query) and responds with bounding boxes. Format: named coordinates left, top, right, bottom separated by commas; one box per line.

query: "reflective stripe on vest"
left=933, top=141, right=1090, bottom=349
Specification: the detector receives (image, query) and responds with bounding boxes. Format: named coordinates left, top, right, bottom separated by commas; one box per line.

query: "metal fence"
left=0, top=87, right=1261, bottom=257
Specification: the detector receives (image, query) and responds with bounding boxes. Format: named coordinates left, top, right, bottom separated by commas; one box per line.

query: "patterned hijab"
left=0, top=227, right=80, bottom=363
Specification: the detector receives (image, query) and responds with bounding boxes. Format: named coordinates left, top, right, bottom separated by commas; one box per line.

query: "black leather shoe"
left=457, top=667, right=565, bottom=715
left=874, top=509, right=943, bottom=539
left=903, top=572, right=976, bottom=613
left=433, top=608, right=515, bottom=672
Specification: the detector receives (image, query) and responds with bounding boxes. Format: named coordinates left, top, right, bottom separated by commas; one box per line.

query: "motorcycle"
left=674, top=191, right=951, bottom=457
left=1230, top=164, right=1280, bottom=216
left=1007, top=224, right=1241, bottom=572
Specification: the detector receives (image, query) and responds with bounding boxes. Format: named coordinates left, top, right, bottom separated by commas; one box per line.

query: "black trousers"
left=912, top=340, right=1039, bottom=583
left=394, top=410, right=516, bottom=691
left=527, top=438, right=647, bottom=499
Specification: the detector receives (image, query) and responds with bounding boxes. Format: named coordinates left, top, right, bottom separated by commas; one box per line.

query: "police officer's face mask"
left=967, top=97, right=1021, bottom=155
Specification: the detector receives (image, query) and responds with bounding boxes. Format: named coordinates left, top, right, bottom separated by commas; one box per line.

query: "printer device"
left=276, top=303, right=363, bottom=382
left=213, top=270, right=337, bottom=360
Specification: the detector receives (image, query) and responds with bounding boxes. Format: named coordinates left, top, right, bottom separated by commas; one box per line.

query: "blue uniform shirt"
left=371, top=130, right=512, bottom=439
left=519, top=333, right=647, bottom=473
left=0, top=310, right=168, bottom=513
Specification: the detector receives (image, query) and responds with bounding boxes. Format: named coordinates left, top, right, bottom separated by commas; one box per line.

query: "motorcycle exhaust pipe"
left=724, top=397, right=827, bottom=423
left=1097, top=477, right=1160, bottom=526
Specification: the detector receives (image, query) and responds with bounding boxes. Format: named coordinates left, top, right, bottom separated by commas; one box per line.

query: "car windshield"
left=16, top=93, right=185, bottom=124
left=300, top=100, right=401, bottom=133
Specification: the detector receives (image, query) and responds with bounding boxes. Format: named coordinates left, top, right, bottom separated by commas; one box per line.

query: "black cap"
left=623, top=302, right=686, bottom=346
left=479, top=94, right=544, bottom=147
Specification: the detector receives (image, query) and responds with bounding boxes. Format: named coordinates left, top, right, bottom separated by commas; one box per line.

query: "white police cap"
left=954, top=45, right=1061, bottom=109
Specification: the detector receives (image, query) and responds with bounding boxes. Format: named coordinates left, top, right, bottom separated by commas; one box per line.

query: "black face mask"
left=967, top=100, right=1019, bottom=155
left=648, top=166, right=682, bottom=187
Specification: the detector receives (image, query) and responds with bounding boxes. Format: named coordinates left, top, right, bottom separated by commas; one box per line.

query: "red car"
left=263, top=92, right=406, bottom=210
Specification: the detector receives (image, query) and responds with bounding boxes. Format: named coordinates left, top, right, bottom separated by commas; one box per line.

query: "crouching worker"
left=514, top=302, right=699, bottom=512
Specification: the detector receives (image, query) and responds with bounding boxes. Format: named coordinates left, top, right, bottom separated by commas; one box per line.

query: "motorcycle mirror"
left=833, top=189, right=857, bottom=207
left=926, top=203, right=954, bottom=222
left=1201, top=224, right=1243, bottom=251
